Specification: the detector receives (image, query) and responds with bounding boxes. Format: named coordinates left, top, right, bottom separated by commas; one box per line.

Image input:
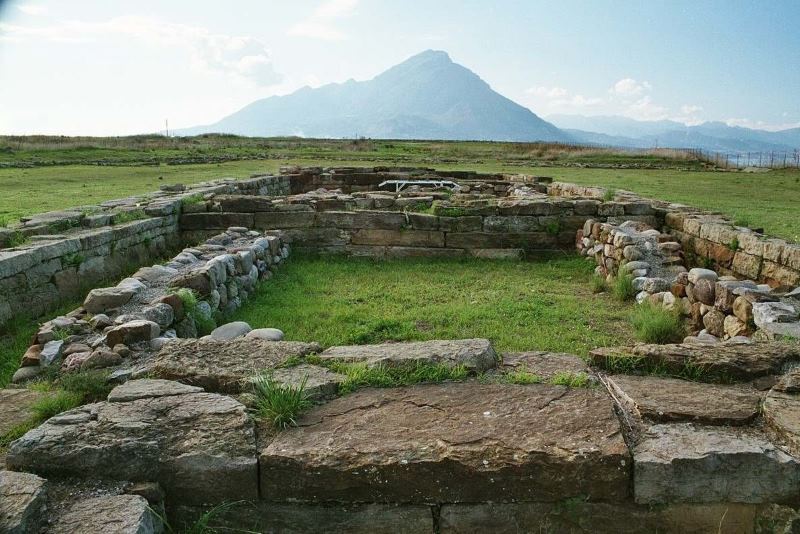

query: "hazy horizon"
left=1, top=0, right=799, bottom=136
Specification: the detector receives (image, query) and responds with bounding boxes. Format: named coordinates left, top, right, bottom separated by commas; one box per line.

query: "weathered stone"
left=763, top=388, right=800, bottom=456
left=142, top=303, right=175, bottom=329
left=20, top=344, right=42, bottom=367
left=0, top=470, right=47, bottom=534
left=150, top=338, right=321, bottom=392
left=606, top=375, right=760, bottom=426
left=11, top=366, right=42, bottom=383
left=0, top=389, right=46, bottom=436
left=319, top=339, right=497, bottom=372
left=500, top=351, right=588, bottom=380
left=351, top=229, right=445, bottom=248
left=83, top=286, right=136, bottom=314
left=245, top=327, right=285, bottom=341
left=169, top=269, right=214, bottom=296
left=634, top=423, right=800, bottom=504
left=40, top=339, right=64, bottom=366
left=753, top=301, right=798, bottom=328
left=724, top=314, right=751, bottom=338
left=715, top=280, right=757, bottom=313
left=755, top=322, right=800, bottom=341
left=6, top=380, right=257, bottom=505
left=260, top=383, right=630, bottom=503
left=133, top=265, right=179, bottom=284
left=590, top=342, right=800, bottom=381
left=702, top=309, right=725, bottom=338
left=108, top=378, right=203, bottom=402
left=733, top=296, right=754, bottom=324
left=81, top=349, right=123, bottom=370
left=50, top=495, right=163, bottom=534
left=775, top=368, right=800, bottom=393
left=210, top=321, right=252, bottom=340
left=106, top=320, right=160, bottom=347
left=692, top=278, right=716, bottom=306
left=643, top=277, right=670, bottom=293
left=271, top=364, right=346, bottom=401
left=687, top=268, right=717, bottom=284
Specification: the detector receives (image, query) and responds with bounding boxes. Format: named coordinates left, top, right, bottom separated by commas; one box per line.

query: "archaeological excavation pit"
left=3, top=166, right=800, bottom=533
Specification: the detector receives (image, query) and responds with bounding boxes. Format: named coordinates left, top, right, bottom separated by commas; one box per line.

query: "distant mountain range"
left=180, top=50, right=569, bottom=142
left=180, top=50, right=798, bottom=153
left=549, top=115, right=800, bottom=153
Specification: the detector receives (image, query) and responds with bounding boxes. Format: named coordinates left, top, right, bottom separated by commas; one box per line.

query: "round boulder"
left=210, top=321, right=252, bottom=341
left=245, top=328, right=285, bottom=341
left=693, top=278, right=716, bottom=306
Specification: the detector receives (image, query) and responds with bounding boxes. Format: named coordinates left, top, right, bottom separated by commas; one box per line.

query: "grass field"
left=1, top=159, right=797, bottom=241
left=228, top=254, right=636, bottom=356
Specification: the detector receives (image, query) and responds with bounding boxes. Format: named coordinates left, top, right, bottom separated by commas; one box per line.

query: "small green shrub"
left=729, top=237, right=739, bottom=251
left=545, top=221, right=561, bottom=235
left=113, top=209, right=147, bottom=225
left=193, top=313, right=217, bottom=336
left=503, top=371, right=543, bottom=384
left=631, top=304, right=685, bottom=344
left=550, top=371, right=590, bottom=388
left=63, top=252, right=85, bottom=268
left=602, top=188, right=616, bottom=201
left=52, top=327, right=72, bottom=341
left=611, top=274, right=636, bottom=302
left=172, top=287, right=198, bottom=312
left=57, top=370, right=113, bottom=403
left=591, top=275, right=608, bottom=294
left=702, top=256, right=715, bottom=269
left=252, top=373, right=312, bottom=429
left=7, top=230, right=29, bottom=248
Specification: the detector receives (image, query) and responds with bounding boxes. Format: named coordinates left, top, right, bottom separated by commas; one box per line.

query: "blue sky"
left=1, top=0, right=798, bottom=135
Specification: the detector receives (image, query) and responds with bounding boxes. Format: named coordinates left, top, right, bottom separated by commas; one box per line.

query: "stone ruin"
left=1, top=166, right=800, bottom=532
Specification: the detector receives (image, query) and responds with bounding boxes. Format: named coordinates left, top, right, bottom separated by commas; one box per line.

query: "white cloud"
left=625, top=95, right=669, bottom=121
left=0, top=16, right=282, bottom=86
left=524, top=85, right=605, bottom=114
left=610, top=78, right=652, bottom=97
left=16, top=3, right=48, bottom=16
left=725, top=118, right=800, bottom=132
left=288, top=0, right=358, bottom=41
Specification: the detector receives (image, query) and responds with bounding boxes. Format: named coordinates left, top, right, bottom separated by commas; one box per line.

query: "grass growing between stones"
left=251, top=373, right=312, bottom=429
left=630, top=304, right=686, bottom=344
left=325, top=361, right=469, bottom=394
left=229, top=254, right=636, bottom=356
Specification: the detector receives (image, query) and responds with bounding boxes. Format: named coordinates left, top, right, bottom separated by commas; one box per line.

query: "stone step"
left=259, top=382, right=630, bottom=504
left=318, top=338, right=498, bottom=372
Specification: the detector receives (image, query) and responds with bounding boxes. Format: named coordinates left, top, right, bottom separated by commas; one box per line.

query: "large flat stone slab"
left=0, top=389, right=46, bottom=436
left=6, top=379, right=257, bottom=506
left=500, top=351, right=588, bottom=380
left=318, top=339, right=497, bottom=372
left=150, top=338, right=321, bottom=393
left=763, top=389, right=800, bottom=456
left=0, top=470, right=47, bottom=534
left=634, top=423, right=800, bottom=504
left=591, top=342, right=800, bottom=381
left=607, top=375, right=761, bottom=426
left=260, top=383, right=630, bottom=503
left=50, top=495, right=163, bottom=534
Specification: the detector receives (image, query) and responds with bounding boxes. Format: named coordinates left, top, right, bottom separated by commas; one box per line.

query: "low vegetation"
left=630, top=304, right=686, bottom=344
left=597, top=354, right=712, bottom=382
left=229, top=254, right=636, bottom=355
left=550, top=371, right=591, bottom=388
left=325, top=361, right=469, bottom=394
left=611, top=274, right=636, bottom=302
left=251, top=373, right=312, bottom=429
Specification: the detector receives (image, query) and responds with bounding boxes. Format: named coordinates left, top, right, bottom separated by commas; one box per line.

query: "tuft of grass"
left=48, top=218, right=80, bottom=233
left=612, top=274, right=636, bottom=302
left=180, top=193, right=205, bottom=207
left=545, top=221, right=561, bottom=235
left=0, top=214, right=13, bottom=227
left=170, top=287, right=216, bottom=335
left=252, top=373, right=312, bottom=429
left=178, top=501, right=244, bottom=534
left=630, top=304, right=686, bottom=344
left=502, top=370, right=543, bottom=384
left=591, top=275, right=608, bottom=294
left=602, top=188, right=616, bottom=201
left=63, top=252, right=85, bottom=268
left=327, top=361, right=469, bottom=395
left=729, top=237, right=739, bottom=251
left=550, top=371, right=590, bottom=388
left=30, top=390, right=84, bottom=421
left=57, top=369, right=113, bottom=402
left=7, top=230, right=29, bottom=248
left=112, top=209, right=148, bottom=225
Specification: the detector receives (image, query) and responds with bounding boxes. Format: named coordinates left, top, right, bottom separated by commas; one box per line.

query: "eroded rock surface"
left=591, top=342, right=800, bottom=381
left=6, top=379, right=257, bottom=505
left=763, top=389, right=800, bottom=456
left=500, top=351, right=588, bottom=380
left=0, top=470, right=47, bottom=534
left=634, top=423, right=800, bottom=504
left=50, top=495, right=163, bottom=534
left=0, top=388, right=46, bottom=435
left=271, top=364, right=346, bottom=401
left=150, top=338, right=321, bottom=392
left=606, top=375, right=761, bottom=426
left=260, top=383, right=630, bottom=503
left=318, top=339, right=497, bottom=372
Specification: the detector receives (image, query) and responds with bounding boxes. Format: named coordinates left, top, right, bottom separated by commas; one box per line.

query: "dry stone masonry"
left=2, top=166, right=800, bottom=532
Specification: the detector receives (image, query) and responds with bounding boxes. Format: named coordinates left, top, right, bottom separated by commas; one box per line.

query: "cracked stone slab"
left=0, top=470, right=47, bottom=534
left=318, top=339, right=498, bottom=372
left=107, top=378, right=203, bottom=403
left=633, top=423, right=800, bottom=504
left=6, top=380, right=257, bottom=506
left=0, top=389, right=47, bottom=436
left=590, top=342, right=800, bottom=381
left=500, top=351, right=588, bottom=380
left=260, top=382, right=630, bottom=503
left=50, top=495, right=163, bottom=534
left=606, top=375, right=761, bottom=426
left=150, top=338, right=321, bottom=393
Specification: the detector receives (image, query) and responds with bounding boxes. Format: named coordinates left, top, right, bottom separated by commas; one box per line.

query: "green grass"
left=591, top=275, right=608, bottom=294
left=612, top=274, right=636, bottom=302
left=550, top=371, right=591, bottom=388
left=501, top=370, right=544, bottom=384
left=251, top=373, right=312, bottom=429
left=630, top=304, right=686, bottom=344
left=229, top=254, right=635, bottom=356
left=112, top=209, right=148, bottom=225
left=326, top=361, right=469, bottom=394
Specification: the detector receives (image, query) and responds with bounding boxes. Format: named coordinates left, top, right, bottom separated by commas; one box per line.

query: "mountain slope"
left=180, top=50, right=571, bottom=142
